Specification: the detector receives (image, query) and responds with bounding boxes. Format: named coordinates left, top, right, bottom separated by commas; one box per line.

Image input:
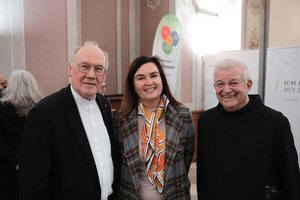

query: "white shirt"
left=71, top=87, right=113, bottom=200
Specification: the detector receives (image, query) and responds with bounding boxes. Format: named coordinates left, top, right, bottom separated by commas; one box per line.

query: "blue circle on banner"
left=171, top=31, right=179, bottom=46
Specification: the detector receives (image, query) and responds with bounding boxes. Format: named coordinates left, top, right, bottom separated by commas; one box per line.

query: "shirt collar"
left=70, top=85, right=96, bottom=106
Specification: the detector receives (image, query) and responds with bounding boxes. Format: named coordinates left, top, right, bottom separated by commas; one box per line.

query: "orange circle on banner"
left=161, top=26, right=171, bottom=40
left=166, top=35, right=173, bottom=46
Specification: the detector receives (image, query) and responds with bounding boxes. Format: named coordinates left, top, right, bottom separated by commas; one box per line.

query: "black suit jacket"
left=0, top=103, right=26, bottom=170
left=0, top=103, right=26, bottom=200
left=19, top=85, right=119, bottom=200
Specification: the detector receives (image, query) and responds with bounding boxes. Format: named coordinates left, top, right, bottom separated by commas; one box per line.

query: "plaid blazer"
left=113, top=104, right=195, bottom=200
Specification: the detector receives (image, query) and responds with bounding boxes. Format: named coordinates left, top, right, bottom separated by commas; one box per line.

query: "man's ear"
left=246, top=79, right=253, bottom=90
left=68, top=63, right=72, bottom=77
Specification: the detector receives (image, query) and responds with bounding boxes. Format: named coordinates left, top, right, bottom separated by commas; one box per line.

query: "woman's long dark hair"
left=118, top=56, right=181, bottom=117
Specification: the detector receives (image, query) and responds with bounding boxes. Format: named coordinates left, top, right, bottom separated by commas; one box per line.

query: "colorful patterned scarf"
left=139, top=96, right=169, bottom=193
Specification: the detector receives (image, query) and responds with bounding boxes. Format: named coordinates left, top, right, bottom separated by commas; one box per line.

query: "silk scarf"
left=138, top=96, right=169, bottom=193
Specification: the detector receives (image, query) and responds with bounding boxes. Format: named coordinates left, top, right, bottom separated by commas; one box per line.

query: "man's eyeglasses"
left=74, top=62, right=108, bottom=76
left=214, top=80, right=244, bottom=89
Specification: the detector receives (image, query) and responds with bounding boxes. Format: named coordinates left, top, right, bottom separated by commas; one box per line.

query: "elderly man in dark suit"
left=19, top=41, right=118, bottom=200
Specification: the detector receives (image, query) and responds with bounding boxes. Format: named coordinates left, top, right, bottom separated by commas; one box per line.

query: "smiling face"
left=68, top=45, right=106, bottom=100
left=214, top=66, right=252, bottom=112
left=133, top=62, right=163, bottom=110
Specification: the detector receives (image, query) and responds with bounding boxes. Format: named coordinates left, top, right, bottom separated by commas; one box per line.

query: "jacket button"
left=176, top=182, right=181, bottom=187
left=177, top=151, right=181, bottom=157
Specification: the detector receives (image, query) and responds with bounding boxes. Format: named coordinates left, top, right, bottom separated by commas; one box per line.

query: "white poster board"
left=203, top=49, right=259, bottom=110
left=265, top=46, right=300, bottom=162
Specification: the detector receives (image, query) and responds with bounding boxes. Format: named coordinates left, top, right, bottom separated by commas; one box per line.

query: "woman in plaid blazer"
left=113, top=56, right=195, bottom=200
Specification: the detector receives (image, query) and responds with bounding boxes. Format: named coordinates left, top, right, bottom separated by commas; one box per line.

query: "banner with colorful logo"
left=152, top=14, right=182, bottom=94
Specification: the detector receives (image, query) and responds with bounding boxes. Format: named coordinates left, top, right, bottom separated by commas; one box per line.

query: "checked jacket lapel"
left=164, top=104, right=184, bottom=176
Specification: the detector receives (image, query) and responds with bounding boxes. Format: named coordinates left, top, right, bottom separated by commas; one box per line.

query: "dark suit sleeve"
left=0, top=104, right=19, bottom=168
left=0, top=125, right=18, bottom=168
left=19, top=106, right=52, bottom=200
left=183, top=109, right=195, bottom=173
left=274, top=114, right=300, bottom=199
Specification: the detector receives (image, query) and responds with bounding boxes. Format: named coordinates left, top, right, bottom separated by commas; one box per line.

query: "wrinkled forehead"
left=73, top=45, right=105, bottom=63
left=214, top=66, right=244, bottom=80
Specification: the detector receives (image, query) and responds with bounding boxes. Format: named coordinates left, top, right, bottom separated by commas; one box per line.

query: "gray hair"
left=213, top=59, right=251, bottom=82
left=0, top=70, right=43, bottom=117
left=70, top=41, right=109, bottom=68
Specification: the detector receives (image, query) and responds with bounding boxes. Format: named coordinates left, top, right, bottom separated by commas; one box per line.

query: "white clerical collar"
left=70, top=85, right=96, bottom=106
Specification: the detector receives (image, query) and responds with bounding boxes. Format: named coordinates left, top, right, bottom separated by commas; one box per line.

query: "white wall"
left=0, top=0, right=25, bottom=77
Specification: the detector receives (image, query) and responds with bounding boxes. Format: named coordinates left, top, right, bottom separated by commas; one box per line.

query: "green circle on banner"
left=162, top=41, right=172, bottom=55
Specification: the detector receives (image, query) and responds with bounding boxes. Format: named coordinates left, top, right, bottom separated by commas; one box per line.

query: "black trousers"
left=0, top=168, right=18, bottom=200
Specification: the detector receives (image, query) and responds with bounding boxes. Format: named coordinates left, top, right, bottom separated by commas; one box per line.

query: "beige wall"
left=140, top=0, right=169, bottom=56
left=24, top=0, right=68, bottom=96
left=81, top=0, right=118, bottom=94
left=269, top=0, right=300, bottom=47
left=1, top=0, right=300, bottom=107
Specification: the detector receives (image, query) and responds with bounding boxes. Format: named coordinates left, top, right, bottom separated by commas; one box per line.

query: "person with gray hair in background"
left=0, top=70, right=43, bottom=200
left=197, top=59, right=300, bottom=200
left=19, top=41, right=118, bottom=200
left=0, top=72, right=8, bottom=97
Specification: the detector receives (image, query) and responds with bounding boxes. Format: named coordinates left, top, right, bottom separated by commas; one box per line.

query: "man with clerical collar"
left=19, top=41, right=118, bottom=200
